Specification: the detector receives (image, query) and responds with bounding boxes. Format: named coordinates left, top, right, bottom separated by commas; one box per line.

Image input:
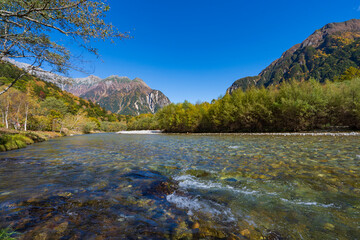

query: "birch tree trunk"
left=1, top=111, right=4, bottom=125
left=16, top=103, right=21, bottom=130
left=24, top=103, right=29, bottom=131
left=5, top=101, right=9, bottom=129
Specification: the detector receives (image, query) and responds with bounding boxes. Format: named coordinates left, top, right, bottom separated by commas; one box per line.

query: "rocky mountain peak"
left=66, top=75, right=170, bottom=115
left=260, top=19, right=360, bottom=78
left=103, top=75, right=130, bottom=82
left=300, top=19, right=360, bottom=48
left=132, top=77, right=150, bottom=88
left=75, top=75, right=102, bottom=84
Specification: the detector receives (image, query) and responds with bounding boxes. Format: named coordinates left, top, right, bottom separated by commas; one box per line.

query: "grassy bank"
left=0, top=128, right=62, bottom=152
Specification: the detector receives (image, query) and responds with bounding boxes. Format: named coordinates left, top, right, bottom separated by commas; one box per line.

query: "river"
left=0, top=133, right=359, bottom=239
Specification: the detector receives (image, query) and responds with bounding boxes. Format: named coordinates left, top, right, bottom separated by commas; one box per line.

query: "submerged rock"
left=224, top=178, right=237, bottom=182
left=240, top=228, right=251, bottom=238
left=34, top=232, right=48, bottom=240
left=192, top=222, right=200, bottom=229
left=185, top=169, right=212, bottom=178
left=173, top=221, right=192, bottom=239
left=123, top=170, right=178, bottom=198
left=264, top=230, right=285, bottom=240
left=323, top=223, right=335, bottom=231
left=198, top=226, right=226, bottom=239
left=54, top=221, right=69, bottom=235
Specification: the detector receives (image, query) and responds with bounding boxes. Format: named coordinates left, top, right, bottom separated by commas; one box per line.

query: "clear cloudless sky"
left=66, top=0, right=360, bottom=103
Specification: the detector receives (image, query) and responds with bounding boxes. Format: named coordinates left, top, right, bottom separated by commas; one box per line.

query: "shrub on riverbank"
left=100, top=121, right=127, bottom=132
left=0, top=129, right=61, bottom=152
left=0, top=134, right=33, bottom=151
left=127, top=114, right=159, bottom=130
left=129, top=78, right=360, bottom=133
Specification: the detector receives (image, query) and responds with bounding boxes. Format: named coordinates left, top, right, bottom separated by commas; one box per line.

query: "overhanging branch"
left=0, top=72, right=25, bottom=96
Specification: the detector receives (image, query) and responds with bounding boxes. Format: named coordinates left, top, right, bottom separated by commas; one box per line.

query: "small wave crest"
left=280, top=198, right=335, bottom=208
left=174, top=175, right=258, bottom=195
left=166, top=192, right=235, bottom=222
left=228, top=146, right=240, bottom=149
left=174, top=175, right=336, bottom=209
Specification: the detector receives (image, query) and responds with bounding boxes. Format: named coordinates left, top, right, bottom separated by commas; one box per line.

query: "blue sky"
left=68, top=0, right=360, bottom=103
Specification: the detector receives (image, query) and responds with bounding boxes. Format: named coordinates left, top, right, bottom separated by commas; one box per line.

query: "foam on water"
left=0, top=191, right=12, bottom=196
left=174, top=175, right=336, bottom=210
left=166, top=193, right=202, bottom=215
left=175, top=175, right=258, bottom=195
left=280, top=198, right=336, bottom=208
left=228, top=146, right=240, bottom=149
left=166, top=192, right=235, bottom=222
left=175, top=175, right=224, bottom=189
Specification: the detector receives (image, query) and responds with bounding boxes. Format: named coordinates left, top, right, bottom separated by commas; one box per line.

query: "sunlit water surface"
left=0, top=133, right=359, bottom=239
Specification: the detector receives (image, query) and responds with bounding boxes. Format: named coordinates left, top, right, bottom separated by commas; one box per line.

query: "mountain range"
left=0, top=61, right=117, bottom=122
left=65, top=75, right=171, bottom=115
left=5, top=59, right=171, bottom=116
left=5, top=19, right=360, bottom=111
left=227, top=19, right=360, bottom=93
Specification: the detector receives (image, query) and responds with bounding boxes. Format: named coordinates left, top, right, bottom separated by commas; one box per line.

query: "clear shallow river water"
left=0, top=133, right=359, bottom=239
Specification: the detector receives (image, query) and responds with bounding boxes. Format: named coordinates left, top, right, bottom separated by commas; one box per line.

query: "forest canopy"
left=128, top=76, right=360, bottom=133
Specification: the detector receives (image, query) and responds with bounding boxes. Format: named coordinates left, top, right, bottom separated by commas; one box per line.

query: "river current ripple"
left=0, top=133, right=359, bottom=239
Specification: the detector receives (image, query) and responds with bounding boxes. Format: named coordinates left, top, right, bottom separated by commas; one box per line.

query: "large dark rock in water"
left=265, top=230, right=286, bottom=240
left=123, top=170, right=178, bottom=197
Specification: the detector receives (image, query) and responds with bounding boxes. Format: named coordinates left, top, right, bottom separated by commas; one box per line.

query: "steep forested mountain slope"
left=228, top=19, right=360, bottom=93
